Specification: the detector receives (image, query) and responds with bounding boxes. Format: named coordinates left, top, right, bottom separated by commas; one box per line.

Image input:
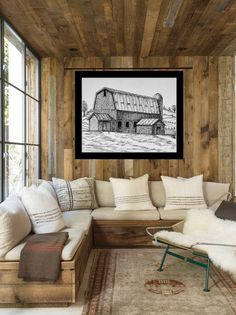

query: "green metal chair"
left=147, top=219, right=236, bottom=292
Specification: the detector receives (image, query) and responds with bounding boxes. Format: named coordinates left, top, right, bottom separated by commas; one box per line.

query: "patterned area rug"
left=82, top=248, right=236, bottom=315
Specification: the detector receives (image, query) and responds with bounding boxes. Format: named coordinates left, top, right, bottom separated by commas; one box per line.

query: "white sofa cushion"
left=22, top=185, right=65, bottom=234
left=0, top=196, right=31, bottom=258
left=161, top=175, right=207, bottom=210
left=52, top=177, right=98, bottom=211
left=91, top=207, right=160, bottom=220
left=95, top=180, right=115, bottom=207
left=2, top=228, right=85, bottom=261
left=158, top=207, right=188, bottom=220
left=110, top=174, right=156, bottom=211
left=62, top=210, right=92, bottom=234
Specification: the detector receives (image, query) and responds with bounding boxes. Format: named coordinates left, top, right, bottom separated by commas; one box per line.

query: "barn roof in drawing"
left=89, top=113, right=112, bottom=121
left=97, top=87, right=162, bottom=114
left=137, top=118, right=165, bottom=126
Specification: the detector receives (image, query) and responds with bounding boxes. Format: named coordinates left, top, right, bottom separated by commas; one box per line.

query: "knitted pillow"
left=52, top=177, right=98, bottom=211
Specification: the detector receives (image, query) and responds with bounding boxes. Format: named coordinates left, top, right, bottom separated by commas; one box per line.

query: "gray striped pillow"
left=161, top=175, right=207, bottom=210
left=21, top=185, right=65, bottom=234
left=52, top=177, right=98, bottom=211
left=110, top=174, right=156, bottom=211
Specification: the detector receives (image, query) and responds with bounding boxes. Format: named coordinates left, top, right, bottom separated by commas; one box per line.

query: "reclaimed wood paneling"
left=1, top=1, right=236, bottom=57
left=41, top=56, right=235, bottom=191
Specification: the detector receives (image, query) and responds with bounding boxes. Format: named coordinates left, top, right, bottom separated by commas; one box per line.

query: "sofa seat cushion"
left=62, top=210, right=92, bottom=234
left=2, top=228, right=85, bottom=261
left=91, top=207, right=160, bottom=220
left=158, top=207, right=188, bottom=220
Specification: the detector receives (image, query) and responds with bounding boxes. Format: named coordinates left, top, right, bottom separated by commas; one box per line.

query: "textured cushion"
left=95, top=180, right=115, bottom=207
left=52, top=177, right=98, bottom=211
left=22, top=185, right=65, bottom=234
left=215, top=201, right=236, bottom=221
left=62, top=210, right=92, bottom=234
left=3, top=228, right=85, bottom=261
left=0, top=196, right=31, bottom=258
left=110, top=174, right=156, bottom=211
left=91, top=207, right=160, bottom=220
left=161, top=175, right=207, bottom=210
left=158, top=207, right=188, bottom=220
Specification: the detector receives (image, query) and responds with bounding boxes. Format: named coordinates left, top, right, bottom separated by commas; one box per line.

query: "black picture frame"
left=75, top=70, right=183, bottom=159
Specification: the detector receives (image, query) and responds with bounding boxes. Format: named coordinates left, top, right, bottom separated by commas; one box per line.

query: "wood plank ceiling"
left=0, top=0, right=236, bottom=57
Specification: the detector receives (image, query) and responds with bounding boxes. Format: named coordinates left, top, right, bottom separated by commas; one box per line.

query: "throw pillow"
left=215, top=200, right=236, bottom=221
left=0, top=195, right=31, bottom=257
left=161, top=174, right=207, bottom=210
left=52, top=177, right=98, bottom=211
left=22, top=185, right=65, bottom=234
left=110, top=174, right=156, bottom=211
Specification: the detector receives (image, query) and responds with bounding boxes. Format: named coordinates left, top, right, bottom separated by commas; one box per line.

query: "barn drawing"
left=88, top=87, right=165, bottom=135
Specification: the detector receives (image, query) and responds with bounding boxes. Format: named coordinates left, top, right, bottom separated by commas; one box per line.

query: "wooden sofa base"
left=93, top=220, right=180, bottom=247
left=0, top=227, right=93, bottom=307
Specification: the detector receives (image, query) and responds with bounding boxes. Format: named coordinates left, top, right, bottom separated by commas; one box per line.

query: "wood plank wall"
left=41, top=56, right=235, bottom=190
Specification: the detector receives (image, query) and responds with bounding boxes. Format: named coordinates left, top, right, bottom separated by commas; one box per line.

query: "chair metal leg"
left=158, top=245, right=169, bottom=271
left=203, top=258, right=210, bottom=292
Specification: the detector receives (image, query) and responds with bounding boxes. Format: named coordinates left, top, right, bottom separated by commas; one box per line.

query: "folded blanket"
left=18, top=232, right=68, bottom=282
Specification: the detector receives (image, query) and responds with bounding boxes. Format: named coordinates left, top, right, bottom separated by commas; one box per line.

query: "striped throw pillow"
left=110, top=174, right=156, bottom=211
left=52, top=177, right=98, bottom=211
left=22, top=185, right=65, bottom=234
left=161, top=175, right=207, bottom=210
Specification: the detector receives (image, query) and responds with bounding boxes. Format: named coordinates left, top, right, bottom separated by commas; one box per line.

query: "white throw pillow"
left=52, top=177, right=98, bottom=211
left=161, top=174, right=207, bottom=210
left=22, top=185, right=65, bottom=233
left=0, top=196, right=31, bottom=257
left=110, top=174, right=156, bottom=211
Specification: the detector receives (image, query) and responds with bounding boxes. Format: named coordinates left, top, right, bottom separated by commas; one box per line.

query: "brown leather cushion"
left=215, top=200, right=236, bottom=221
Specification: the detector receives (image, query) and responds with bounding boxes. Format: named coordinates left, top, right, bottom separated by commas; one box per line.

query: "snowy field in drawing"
left=82, top=108, right=176, bottom=153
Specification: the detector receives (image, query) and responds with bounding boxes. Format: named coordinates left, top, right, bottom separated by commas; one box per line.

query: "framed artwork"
left=75, top=70, right=183, bottom=159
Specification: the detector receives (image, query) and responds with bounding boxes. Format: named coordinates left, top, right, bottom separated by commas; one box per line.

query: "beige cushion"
left=22, top=185, right=65, bottom=234
left=95, top=180, right=115, bottom=207
left=149, top=181, right=166, bottom=208
left=0, top=196, right=31, bottom=258
left=3, top=228, right=85, bottom=261
left=158, top=207, right=188, bottom=220
left=62, top=210, right=92, bottom=234
left=91, top=207, right=160, bottom=220
left=161, top=175, right=207, bottom=210
left=203, top=182, right=230, bottom=210
left=52, top=177, right=98, bottom=211
left=110, top=174, right=156, bottom=211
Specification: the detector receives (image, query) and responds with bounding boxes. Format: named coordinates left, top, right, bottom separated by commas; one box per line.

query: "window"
left=134, top=121, right=137, bottom=128
left=117, top=121, right=122, bottom=128
left=126, top=121, right=129, bottom=128
left=0, top=21, right=40, bottom=200
left=103, top=90, right=106, bottom=97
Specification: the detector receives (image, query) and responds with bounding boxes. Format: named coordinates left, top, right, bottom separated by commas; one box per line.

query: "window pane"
left=4, top=84, right=24, bottom=142
left=3, top=23, right=24, bottom=90
left=26, top=145, right=39, bottom=186
left=26, top=49, right=39, bottom=99
left=26, top=97, right=39, bottom=144
left=4, top=144, right=24, bottom=197
left=0, top=143, right=2, bottom=201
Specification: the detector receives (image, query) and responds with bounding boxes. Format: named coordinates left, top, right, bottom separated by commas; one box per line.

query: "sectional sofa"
left=0, top=178, right=230, bottom=307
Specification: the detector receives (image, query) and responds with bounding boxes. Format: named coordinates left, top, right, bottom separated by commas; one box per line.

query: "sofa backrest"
left=95, top=180, right=230, bottom=208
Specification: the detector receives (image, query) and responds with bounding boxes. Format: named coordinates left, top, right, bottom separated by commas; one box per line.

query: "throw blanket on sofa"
left=18, top=232, right=68, bottom=282
left=155, top=209, right=236, bottom=275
